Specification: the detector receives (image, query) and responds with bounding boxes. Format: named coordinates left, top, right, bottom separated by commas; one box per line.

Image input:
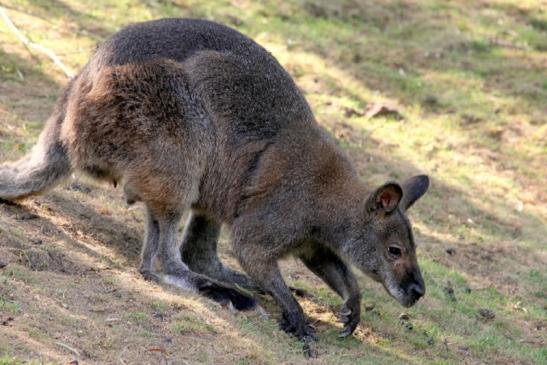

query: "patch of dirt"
left=1, top=3, right=545, bottom=364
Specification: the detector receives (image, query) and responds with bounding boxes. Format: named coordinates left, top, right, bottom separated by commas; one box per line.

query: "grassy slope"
left=0, top=0, right=545, bottom=364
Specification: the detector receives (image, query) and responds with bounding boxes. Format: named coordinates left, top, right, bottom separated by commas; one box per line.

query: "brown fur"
left=0, top=19, right=429, bottom=356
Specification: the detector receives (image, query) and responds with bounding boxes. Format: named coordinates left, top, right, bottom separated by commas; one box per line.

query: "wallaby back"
left=59, top=18, right=319, bottom=221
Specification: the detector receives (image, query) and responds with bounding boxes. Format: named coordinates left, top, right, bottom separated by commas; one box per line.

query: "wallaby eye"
left=388, top=246, right=402, bottom=259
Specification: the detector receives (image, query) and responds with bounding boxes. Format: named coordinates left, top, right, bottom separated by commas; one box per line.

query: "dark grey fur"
left=0, top=19, right=429, bottom=356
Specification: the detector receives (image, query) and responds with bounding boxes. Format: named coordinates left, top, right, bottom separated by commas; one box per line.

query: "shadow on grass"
left=2, top=0, right=112, bottom=39
left=282, top=0, right=546, bottom=114
left=0, top=198, right=423, bottom=364
left=0, top=1, right=545, bottom=362
left=0, top=47, right=61, bottom=105
left=1, top=131, right=542, bottom=363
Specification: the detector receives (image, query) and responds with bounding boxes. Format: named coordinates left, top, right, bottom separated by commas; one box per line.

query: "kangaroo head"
left=347, top=175, right=429, bottom=307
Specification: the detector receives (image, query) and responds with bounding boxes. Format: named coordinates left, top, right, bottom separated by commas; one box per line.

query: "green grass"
left=127, top=310, right=149, bottom=323
left=171, top=314, right=216, bottom=335
left=0, top=0, right=545, bottom=364
left=0, top=265, right=34, bottom=285
left=0, top=357, right=55, bottom=365
left=0, top=295, right=20, bottom=315
left=150, top=300, right=168, bottom=314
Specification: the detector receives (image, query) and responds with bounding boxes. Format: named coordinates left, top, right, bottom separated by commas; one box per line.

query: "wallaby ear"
left=400, top=175, right=429, bottom=210
left=367, top=183, right=403, bottom=214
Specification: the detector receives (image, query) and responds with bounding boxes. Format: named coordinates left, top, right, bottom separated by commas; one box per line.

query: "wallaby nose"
left=408, top=282, right=425, bottom=299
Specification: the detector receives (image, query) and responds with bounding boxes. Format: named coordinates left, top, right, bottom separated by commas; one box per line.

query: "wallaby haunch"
left=0, top=18, right=429, bottom=355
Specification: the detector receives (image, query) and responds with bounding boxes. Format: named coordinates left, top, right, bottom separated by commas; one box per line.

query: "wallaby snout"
left=380, top=258, right=426, bottom=308
left=386, top=254, right=426, bottom=307
left=398, top=268, right=426, bottom=307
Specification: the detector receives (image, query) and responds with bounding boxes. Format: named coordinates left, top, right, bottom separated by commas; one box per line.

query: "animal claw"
left=340, top=308, right=352, bottom=316
left=338, top=301, right=359, bottom=337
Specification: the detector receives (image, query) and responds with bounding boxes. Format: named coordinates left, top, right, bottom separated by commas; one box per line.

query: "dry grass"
left=0, top=1, right=545, bottom=364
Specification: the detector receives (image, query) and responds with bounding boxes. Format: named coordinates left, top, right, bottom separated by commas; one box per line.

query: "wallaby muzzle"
left=381, top=266, right=426, bottom=308
left=399, top=269, right=425, bottom=307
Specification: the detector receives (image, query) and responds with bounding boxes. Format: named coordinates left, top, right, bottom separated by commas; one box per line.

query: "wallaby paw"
left=338, top=299, right=360, bottom=338
left=139, top=269, right=161, bottom=283
left=279, top=311, right=317, bottom=341
left=281, top=322, right=318, bottom=358
left=339, top=322, right=357, bottom=338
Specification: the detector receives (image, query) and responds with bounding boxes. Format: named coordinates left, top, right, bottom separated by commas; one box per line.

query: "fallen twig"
left=0, top=6, right=74, bottom=78
left=55, top=341, right=81, bottom=357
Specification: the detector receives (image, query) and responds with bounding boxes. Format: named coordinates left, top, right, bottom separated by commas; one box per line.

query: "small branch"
left=0, top=6, right=74, bottom=78
left=55, top=341, right=81, bottom=357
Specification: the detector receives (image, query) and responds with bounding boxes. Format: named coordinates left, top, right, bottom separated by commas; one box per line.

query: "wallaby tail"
left=0, top=85, right=73, bottom=201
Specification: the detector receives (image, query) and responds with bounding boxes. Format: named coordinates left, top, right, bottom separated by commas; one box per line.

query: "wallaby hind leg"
left=300, top=245, right=361, bottom=337
left=180, top=211, right=258, bottom=290
left=139, top=206, right=161, bottom=282
left=143, top=205, right=255, bottom=310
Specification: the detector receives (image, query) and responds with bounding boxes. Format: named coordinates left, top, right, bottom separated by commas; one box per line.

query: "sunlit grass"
left=0, top=0, right=545, bottom=364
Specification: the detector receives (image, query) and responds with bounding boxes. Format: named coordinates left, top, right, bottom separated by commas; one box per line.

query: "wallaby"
left=0, top=18, right=429, bottom=355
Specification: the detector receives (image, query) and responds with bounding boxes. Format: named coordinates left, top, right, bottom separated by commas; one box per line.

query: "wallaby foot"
left=163, top=268, right=255, bottom=310
left=180, top=211, right=259, bottom=291
left=193, top=275, right=256, bottom=311
left=139, top=205, right=254, bottom=310
left=142, top=258, right=256, bottom=309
